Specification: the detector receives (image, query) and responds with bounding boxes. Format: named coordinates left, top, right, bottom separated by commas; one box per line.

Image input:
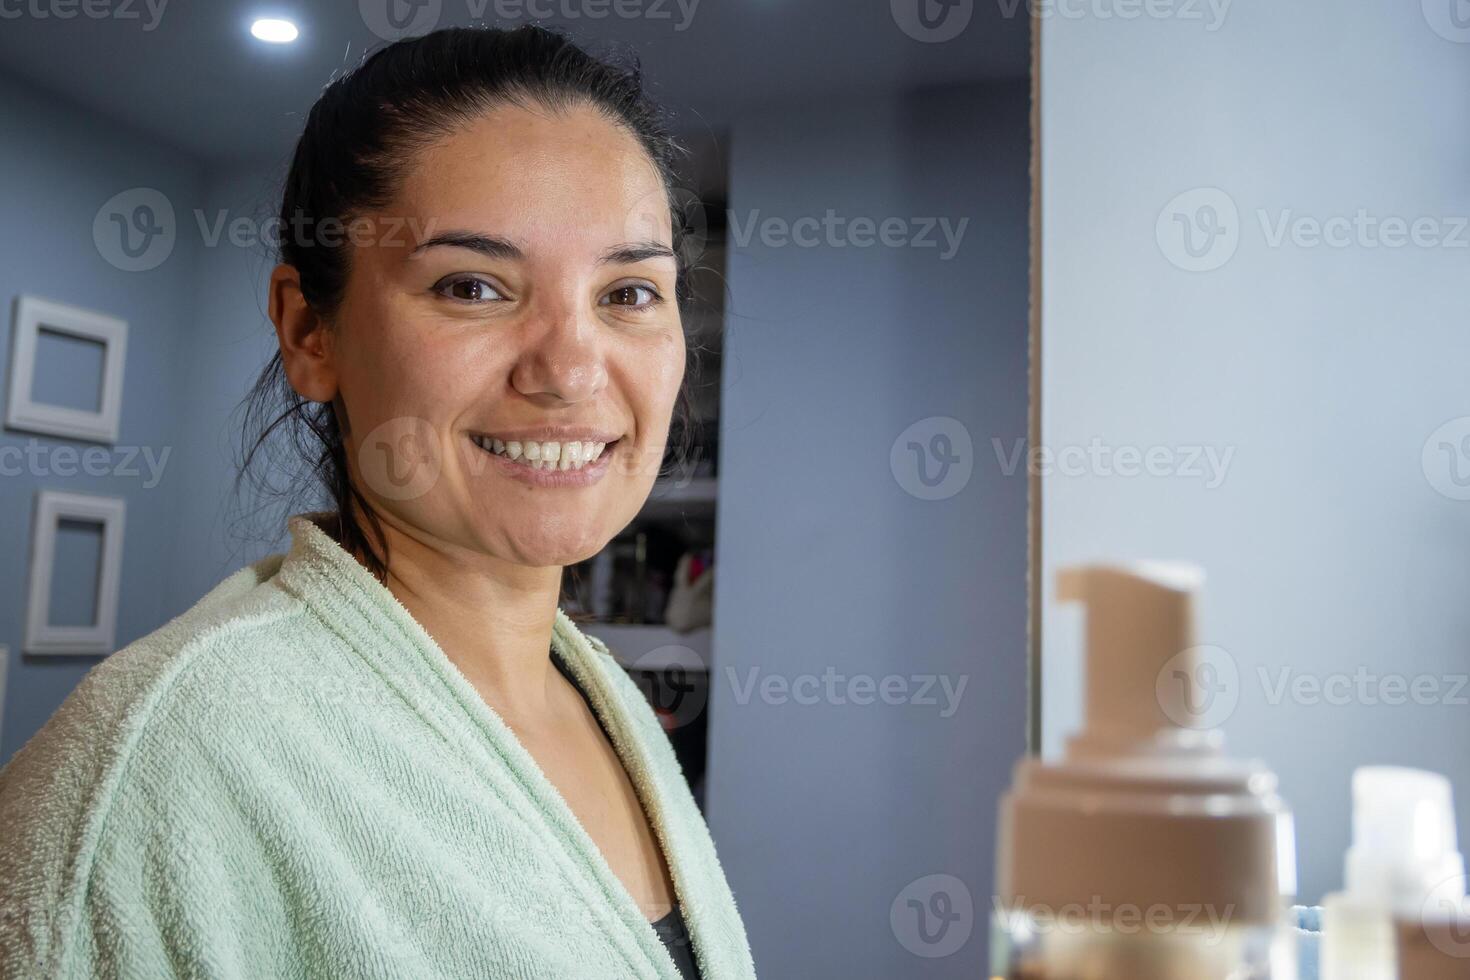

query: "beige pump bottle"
left=991, top=562, right=1299, bottom=979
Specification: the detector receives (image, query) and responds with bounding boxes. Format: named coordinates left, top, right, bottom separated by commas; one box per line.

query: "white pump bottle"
left=1320, top=766, right=1466, bottom=980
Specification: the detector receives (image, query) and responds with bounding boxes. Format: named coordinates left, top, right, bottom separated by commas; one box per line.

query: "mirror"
left=0, top=3, right=1033, bottom=977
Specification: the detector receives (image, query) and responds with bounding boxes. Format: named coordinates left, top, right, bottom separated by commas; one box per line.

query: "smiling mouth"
left=469, top=434, right=618, bottom=472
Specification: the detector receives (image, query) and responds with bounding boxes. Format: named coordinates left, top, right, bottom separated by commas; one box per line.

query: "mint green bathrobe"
left=0, top=512, right=756, bottom=979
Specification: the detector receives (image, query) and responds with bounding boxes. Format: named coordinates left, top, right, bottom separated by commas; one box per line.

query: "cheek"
left=333, top=310, right=509, bottom=506
left=614, top=331, right=685, bottom=492
left=341, top=311, right=497, bottom=423
left=634, top=329, right=687, bottom=423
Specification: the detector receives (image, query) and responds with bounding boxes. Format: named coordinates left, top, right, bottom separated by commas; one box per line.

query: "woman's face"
left=322, top=102, right=684, bottom=568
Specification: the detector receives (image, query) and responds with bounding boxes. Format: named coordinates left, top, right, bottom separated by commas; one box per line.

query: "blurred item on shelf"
left=664, top=550, right=713, bottom=633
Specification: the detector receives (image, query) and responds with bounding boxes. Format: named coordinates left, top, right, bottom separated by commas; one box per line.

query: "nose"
left=509, top=299, right=608, bottom=405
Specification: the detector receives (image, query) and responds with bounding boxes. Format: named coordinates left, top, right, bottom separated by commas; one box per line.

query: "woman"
left=0, top=25, right=754, bottom=980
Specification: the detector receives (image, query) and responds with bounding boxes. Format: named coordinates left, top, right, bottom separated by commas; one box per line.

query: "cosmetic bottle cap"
left=1345, top=766, right=1465, bottom=919
left=996, top=562, right=1296, bottom=925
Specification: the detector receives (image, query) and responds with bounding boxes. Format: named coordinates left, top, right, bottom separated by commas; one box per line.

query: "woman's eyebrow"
left=410, top=231, right=524, bottom=259
left=599, top=241, right=677, bottom=265
left=409, top=231, right=675, bottom=265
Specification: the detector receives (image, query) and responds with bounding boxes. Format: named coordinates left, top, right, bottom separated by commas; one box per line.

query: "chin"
left=496, top=517, right=616, bottom=568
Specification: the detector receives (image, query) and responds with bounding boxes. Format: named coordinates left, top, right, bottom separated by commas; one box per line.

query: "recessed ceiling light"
left=251, top=18, right=299, bottom=44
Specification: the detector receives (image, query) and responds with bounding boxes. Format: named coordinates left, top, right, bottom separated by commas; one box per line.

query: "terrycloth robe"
left=0, top=512, right=756, bottom=979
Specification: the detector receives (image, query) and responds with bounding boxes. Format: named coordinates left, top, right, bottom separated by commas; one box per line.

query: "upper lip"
left=469, top=426, right=622, bottom=444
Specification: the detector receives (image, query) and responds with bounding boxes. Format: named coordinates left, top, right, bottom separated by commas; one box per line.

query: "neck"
left=334, top=507, right=568, bottom=721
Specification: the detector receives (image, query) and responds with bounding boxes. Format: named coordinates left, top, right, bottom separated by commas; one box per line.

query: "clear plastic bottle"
left=992, top=563, right=1299, bottom=980
left=1320, top=766, right=1466, bottom=980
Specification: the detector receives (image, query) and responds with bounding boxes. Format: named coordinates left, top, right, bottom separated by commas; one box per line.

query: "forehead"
left=391, top=101, right=671, bottom=249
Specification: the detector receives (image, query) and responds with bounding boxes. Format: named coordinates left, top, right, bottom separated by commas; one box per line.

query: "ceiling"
left=0, top=0, right=1028, bottom=165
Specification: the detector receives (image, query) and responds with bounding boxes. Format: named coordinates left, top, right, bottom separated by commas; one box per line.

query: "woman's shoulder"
left=0, top=554, right=332, bottom=971
left=3, top=553, right=312, bottom=770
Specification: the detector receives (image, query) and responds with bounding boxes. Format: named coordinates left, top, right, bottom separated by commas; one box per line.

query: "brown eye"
left=434, top=275, right=504, bottom=303
left=603, top=284, right=659, bottom=308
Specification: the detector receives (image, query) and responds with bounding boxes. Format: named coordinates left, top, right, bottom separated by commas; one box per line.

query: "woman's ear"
left=269, top=263, right=337, bottom=403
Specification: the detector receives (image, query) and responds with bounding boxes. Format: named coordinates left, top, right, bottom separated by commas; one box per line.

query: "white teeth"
left=474, top=436, right=610, bottom=471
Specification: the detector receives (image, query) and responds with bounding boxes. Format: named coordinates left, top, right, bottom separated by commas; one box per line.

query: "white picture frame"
left=25, top=490, right=126, bottom=656
left=6, top=295, right=128, bottom=444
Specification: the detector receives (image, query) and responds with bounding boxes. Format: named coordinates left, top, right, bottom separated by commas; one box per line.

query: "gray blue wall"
left=1040, top=1, right=1470, bottom=904
left=0, top=72, right=204, bottom=762
left=708, top=81, right=1030, bottom=976
left=164, top=163, right=298, bottom=618
left=0, top=72, right=290, bottom=763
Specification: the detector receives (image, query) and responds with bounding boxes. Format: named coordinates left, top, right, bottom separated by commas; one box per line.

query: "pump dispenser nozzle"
left=1058, top=562, right=1217, bottom=758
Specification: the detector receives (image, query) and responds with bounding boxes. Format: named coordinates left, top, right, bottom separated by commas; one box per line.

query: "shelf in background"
left=585, top=622, right=712, bottom=671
